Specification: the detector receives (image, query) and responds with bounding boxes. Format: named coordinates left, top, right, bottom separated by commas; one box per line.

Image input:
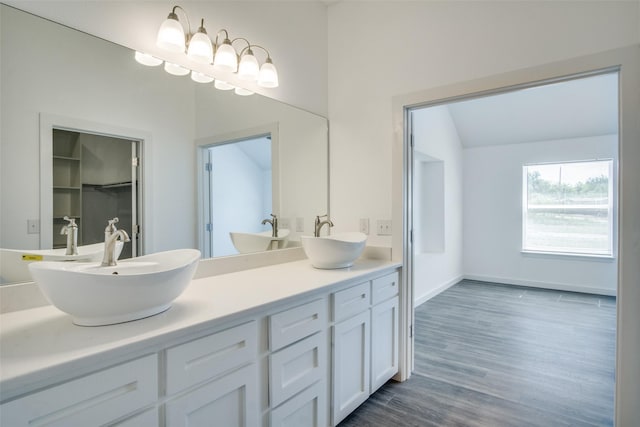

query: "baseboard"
left=415, top=275, right=464, bottom=306
left=463, top=274, right=617, bottom=297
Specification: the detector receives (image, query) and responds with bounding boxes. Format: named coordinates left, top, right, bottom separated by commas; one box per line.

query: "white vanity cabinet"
left=163, top=321, right=259, bottom=427
left=331, top=272, right=399, bottom=426
left=0, top=354, right=158, bottom=427
left=268, top=298, right=328, bottom=427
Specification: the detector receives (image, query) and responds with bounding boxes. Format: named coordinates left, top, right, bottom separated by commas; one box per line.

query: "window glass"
left=523, top=160, right=613, bottom=256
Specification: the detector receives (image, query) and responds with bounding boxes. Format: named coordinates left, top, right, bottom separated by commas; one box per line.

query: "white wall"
left=0, top=6, right=196, bottom=253
left=463, top=135, right=618, bottom=295
left=412, top=106, right=464, bottom=304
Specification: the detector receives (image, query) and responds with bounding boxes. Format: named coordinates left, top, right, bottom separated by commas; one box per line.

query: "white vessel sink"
left=230, top=229, right=290, bottom=254
left=0, top=242, right=123, bottom=285
left=28, top=248, right=200, bottom=326
left=301, top=232, right=367, bottom=269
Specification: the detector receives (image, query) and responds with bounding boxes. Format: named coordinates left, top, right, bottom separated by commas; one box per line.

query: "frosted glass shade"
left=238, top=52, right=259, bottom=81
left=156, top=17, right=186, bottom=53
left=187, top=31, right=213, bottom=64
left=234, top=87, right=254, bottom=96
left=191, top=71, right=214, bottom=83
left=134, top=51, right=163, bottom=67
left=213, top=42, right=238, bottom=72
left=214, top=80, right=235, bottom=91
left=258, top=60, right=279, bottom=88
left=164, top=62, right=190, bottom=76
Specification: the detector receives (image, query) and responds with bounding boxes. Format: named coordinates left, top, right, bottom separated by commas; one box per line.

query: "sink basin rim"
left=28, top=248, right=201, bottom=326
left=301, top=232, right=367, bottom=269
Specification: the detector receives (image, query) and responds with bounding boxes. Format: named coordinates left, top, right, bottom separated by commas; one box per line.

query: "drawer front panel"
left=270, top=299, right=326, bottom=351
left=0, top=354, right=157, bottom=427
left=165, top=363, right=259, bottom=427
left=333, top=281, right=370, bottom=322
left=371, top=272, right=399, bottom=305
left=166, top=321, right=257, bottom=395
left=270, top=380, right=327, bottom=427
left=270, top=332, right=326, bottom=407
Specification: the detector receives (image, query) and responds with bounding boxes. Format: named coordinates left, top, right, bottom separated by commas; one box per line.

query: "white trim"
left=414, top=275, right=463, bottom=307
left=464, top=274, right=616, bottom=297
left=521, top=250, right=615, bottom=261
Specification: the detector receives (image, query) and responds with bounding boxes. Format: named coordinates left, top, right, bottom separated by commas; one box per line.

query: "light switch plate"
left=296, top=217, right=305, bottom=232
left=376, top=220, right=392, bottom=236
left=359, top=218, right=370, bottom=235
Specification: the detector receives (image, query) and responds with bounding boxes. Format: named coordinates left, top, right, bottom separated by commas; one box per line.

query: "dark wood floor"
left=338, top=280, right=616, bottom=427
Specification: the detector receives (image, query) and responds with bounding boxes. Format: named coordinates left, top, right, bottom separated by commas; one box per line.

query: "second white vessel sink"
left=230, top=229, right=290, bottom=254
left=301, top=232, right=367, bottom=269
left=28, top=248, right=201, bottom=326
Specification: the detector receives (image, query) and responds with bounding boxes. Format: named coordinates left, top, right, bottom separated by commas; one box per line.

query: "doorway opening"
left=406, top=70, right=618, bottom=422
left=198, top=134, right=274, bottom=258
left=42, top=125, right=143, bottom=258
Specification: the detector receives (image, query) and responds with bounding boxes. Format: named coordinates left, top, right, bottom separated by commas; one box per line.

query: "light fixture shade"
left=238, top=51, right=259, bottom=81
left=234, top=87, right=254, bottom=96
left=191, top=71, right=214, bottom=83
left=214, top=80, right=235, bottom=91
left=258, top=60, right=279, bottom=88
left=134, top=51, right=163, bottom=66
left=187, top=29, right=213, bottom=64
left=213, top=41, right=238, bottom=72
left=164, top=62, right=190, bottom=76
left=156, top=15, right=186, bottom=53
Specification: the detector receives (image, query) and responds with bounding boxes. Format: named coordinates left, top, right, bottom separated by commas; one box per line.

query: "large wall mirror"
left=0, top=4, right=328, bottom=285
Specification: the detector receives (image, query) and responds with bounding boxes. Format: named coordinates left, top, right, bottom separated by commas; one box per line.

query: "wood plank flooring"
left=338, top=280, right=616, bottom=427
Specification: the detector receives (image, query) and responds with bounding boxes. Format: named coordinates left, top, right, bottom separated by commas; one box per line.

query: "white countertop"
left=0, top=258, right=400, bottom=401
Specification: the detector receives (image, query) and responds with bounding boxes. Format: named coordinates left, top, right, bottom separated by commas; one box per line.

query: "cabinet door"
left=0, top=355, right=157, bottom=427
left=270, top=381, right=327, bottom=427
left=165, top=364, right=259, bottom=427
left=332, top=310, right=370, bottom=426
left=371, top=296, right=399, bottom=392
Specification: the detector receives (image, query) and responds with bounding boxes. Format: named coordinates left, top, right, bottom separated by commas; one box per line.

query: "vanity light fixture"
left=187, top=19, right=214, bottom=64
left=214, top=80, right=235, bottom=90
left=191, top=71, right=214, bottom=83
left=134, top=51, right=163, bottom=67
left=164, top=61, right=190, bottom=76
left=234, top=87, right=254, bottom=96
left=156, top=6, right=188, bottom=53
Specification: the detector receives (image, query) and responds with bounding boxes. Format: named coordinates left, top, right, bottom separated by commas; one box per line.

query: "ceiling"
left=445, top=72, right=618, bottom=148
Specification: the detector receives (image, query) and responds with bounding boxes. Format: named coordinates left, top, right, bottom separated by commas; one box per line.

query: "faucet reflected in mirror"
left=261, top=214, right=279, bottom=238
left=101, top=218, right=130, bottom=267
left=60, top=216, right=78, bottom=256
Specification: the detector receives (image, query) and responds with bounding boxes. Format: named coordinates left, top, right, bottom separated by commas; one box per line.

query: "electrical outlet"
left=359, top=218, right=370, bottom=235
left=27, top=219, right=40, bottom=234
left=296, top=217, right=305, bottom=232
left=376, top=220, right=392, bottom=236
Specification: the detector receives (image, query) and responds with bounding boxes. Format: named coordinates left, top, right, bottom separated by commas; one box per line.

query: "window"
left=523, top=160, right=614, bottom=256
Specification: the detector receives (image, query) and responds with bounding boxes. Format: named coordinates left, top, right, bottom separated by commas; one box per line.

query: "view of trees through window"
left=523, top=160, right=613, bottom=255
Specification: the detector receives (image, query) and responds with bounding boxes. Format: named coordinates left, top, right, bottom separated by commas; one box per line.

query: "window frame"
left=521, top=159, right=615, bottom=258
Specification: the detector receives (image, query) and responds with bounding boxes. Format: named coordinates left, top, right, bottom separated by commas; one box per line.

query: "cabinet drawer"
left=165, top=363, right=259, bottom=427
left=333, top=281, right=370, bottom=322
left=113, top=408, right=159, bottom=426
left=270, top=332, right=326, bottom=407
left=270, top=380, right=327, bottom=427
left=371, top=272, right=399, bottom=305
left=270, top=299, right=326, bottom=351
left=166, top=321, right=257, bottom=395
left=0, top=354, right=157, bottom=427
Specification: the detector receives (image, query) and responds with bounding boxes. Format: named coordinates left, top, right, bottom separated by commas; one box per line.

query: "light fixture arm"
left=242, top=44, right=273, bottom=62
left=169, top=5, right=192, bottom=39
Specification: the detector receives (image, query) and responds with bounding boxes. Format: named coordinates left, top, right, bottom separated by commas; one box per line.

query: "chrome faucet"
left=101, top=217, right=130, bottom=267
left=262, top=213, right=279, bottom=237
left=314, top=214, right=333, bottom=237
left=60, top=216, right=78, bottom=256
